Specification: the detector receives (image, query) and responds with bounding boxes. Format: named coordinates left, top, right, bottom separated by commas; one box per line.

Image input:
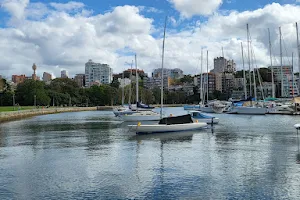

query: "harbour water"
left=0, top=107, right=300, bottom=199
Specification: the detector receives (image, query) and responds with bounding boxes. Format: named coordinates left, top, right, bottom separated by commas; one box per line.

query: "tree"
left=15, top=80, right=50, bottom=106
left=180, top=75, right=193, bottom=84
left=110, top=78, right=120, bottom=88
left=152, top=87, right=161, bottom=104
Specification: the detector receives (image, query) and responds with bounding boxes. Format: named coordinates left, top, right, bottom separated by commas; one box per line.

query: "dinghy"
left=189, top=111, right=219, bottom=124
left=128, top=114, right=207, bottom=134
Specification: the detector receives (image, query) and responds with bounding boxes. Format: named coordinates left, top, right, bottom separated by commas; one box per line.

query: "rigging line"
left=282, top=37, right=292, bottom=66
left=249, top=32, right=265, bottom=99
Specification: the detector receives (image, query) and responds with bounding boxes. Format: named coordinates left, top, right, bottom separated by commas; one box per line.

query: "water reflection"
left=1, top=109, right=300, bottom=199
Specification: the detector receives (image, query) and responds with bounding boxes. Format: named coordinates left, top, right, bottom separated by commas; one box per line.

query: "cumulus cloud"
left=1, top=0, right=29, bottom=20
left=0, top=1, right=300, bottom=80
left=169, top=0, right=223, bottom=17
left=49, top=1, right=84, bottom=11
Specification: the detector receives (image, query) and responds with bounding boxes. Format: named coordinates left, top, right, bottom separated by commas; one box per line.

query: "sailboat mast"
left=292, top=52, right=295, bottom=97
left=296, top=22, right=300, bottom=90
left=135, top=54, right=139, bottom=103
left=122, top=69, right=124, bottom=105
left=252, top=52, right=257, bottom=100
left=128, top=60, right=133, bottom=105
left=279, top=27, right=284, bottom=97
left=241, top=42, right=247, bottom=99
left=206, top=50, right=209, bottom=102
left=160, top=17, right=167, bottom=119
left=268, top=28, right=275, bottom=98
left=200, top=49, right=203, bottom=104
left=247, top=24, right=252, bottom=97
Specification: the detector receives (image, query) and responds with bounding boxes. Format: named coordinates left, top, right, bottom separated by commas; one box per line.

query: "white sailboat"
left=119, top=54, right=161, bottom=121
left=113, top=61, right=137, bottom=116
left=227, top=24, right=266, bottom=115
left=128, top=17, right=207, bottom=134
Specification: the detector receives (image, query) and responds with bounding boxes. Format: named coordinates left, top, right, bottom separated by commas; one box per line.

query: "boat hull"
left=118, top=113, right=161, bottom=121
left=113, top=110, right=136, bottom=116
left=192, top=118, right=219, bottom=124
left=128, top=122, right=207, bottom=134
left=200, top=107, right=214, bottom=113
left=227, top=107, right=266, bottom=115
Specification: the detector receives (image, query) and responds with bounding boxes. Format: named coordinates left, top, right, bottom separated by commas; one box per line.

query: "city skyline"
left=0, top=1, right=300, bottom=78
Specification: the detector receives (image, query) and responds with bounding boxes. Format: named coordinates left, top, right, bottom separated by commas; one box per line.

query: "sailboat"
left=128, top=17, right=207, bottom=134
left=226, top=24, right=266, bottom=115
left=118, top=55, right=161, bottom=121
left=113, top=62, right=137, bottom=116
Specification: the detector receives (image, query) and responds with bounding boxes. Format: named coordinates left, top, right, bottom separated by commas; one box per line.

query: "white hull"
left=128, top=122, right=207, bottom=134
left=118, top=112, right=161, bottom=121
left=227, top=107, right=266, bottom=115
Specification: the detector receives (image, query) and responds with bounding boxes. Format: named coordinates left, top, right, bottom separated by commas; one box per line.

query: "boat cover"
left=159, top=114, right=193, bottom=125
left=137, top=102, right=155, bottom=109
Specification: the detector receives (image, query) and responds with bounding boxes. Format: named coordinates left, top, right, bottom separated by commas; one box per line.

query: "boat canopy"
left=159, top=114, right=193, bottom=125
left=137, top=102, right=155, bottom=109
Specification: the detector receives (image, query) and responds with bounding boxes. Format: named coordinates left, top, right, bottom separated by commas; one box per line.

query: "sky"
left=0, top=0, right=300, bottom=79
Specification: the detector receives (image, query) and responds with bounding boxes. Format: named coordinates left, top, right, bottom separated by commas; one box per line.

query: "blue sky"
left=0, top=0, right=300, bottom=78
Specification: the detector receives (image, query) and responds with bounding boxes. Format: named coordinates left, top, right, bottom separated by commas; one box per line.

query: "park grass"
left=0, top=106, right=35, bottom=112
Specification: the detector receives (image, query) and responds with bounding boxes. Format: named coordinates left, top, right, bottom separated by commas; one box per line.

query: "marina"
left=0, top=108, right=300, bottom=199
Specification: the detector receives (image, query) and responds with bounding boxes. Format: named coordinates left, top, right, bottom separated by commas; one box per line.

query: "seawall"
left=0, top=107, right=97, bottom=123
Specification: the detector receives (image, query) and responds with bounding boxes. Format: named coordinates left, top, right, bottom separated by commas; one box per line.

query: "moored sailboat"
left=128, top=17, right=207, bottom=134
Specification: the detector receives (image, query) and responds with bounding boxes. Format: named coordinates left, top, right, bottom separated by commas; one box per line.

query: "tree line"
left=0, top=78, right=200, bottom=107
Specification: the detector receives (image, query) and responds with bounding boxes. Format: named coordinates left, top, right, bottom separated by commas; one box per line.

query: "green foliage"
left=15, top=80, right=50, bottom=106
left=110, top=78, right=120, bottom=88
left=180, top=75, right=193, bottom=84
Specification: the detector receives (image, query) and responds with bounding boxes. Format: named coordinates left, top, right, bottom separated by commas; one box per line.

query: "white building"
left=61, top=70, right=68, bottom=78
left=85, top=59, right=113, bottom=87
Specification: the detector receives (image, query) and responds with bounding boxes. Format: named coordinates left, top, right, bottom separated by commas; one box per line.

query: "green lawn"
left=0, top=106, right=35, bottom=112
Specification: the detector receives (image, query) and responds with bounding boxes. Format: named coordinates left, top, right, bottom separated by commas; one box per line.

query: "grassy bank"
left=0, top=106, right=35, bottom=112
left=0, top=107, right=97, bottom=123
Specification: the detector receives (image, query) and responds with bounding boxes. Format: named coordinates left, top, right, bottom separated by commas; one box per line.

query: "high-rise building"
left=194, top=73, right=215, bottom=95
left=212, top=57, right=236, bottom=73
left=74, top=74, right=85, bottom=88
left=61, top=70, right=68, bottom=78
left=43, top=72, right=52, bottom=82
left=85, top=59, right=113, bottom=87
left=12, top=75, right=26, bottom=84
left=215, top=73, right=223, bottom=92
left=268, top=65, right=299, bottom=97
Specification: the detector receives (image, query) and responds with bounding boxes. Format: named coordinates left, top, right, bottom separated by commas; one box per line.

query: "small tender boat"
left=189, top=111, right=219, bottom=124
left=184, top=105, right=201, bottom=110
left=118, top=110, right=161, bottom=121
left=128, top=114, right=207, bottom=134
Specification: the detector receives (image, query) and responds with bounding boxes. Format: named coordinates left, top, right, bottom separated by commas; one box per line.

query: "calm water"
left=0, top=107, right=300, bottom=199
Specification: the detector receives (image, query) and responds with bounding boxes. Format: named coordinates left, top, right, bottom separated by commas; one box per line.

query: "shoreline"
left=0, top=104, right=185, bottom=123
left=0, top=107, right=97, bottom=123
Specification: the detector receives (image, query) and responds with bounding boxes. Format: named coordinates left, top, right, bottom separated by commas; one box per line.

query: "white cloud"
left=1, top=1, right=300, bottom=80
left=169, top=0, right=223, bottom=17
left=49, top=1, right=84, bottom=11
left=1, top=0, right=29, bottom=20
